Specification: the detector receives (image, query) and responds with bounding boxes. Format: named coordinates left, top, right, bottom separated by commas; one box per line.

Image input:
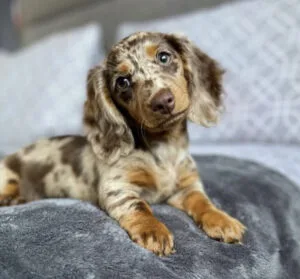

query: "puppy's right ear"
left=83, top=65, right=134, bottom=164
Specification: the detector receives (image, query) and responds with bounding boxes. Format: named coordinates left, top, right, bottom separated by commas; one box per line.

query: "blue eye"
left=157, top=51, right=171, bottom=64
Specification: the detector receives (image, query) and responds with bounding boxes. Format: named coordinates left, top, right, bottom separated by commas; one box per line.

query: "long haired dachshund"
left=0, top=32, right=245, bottom=256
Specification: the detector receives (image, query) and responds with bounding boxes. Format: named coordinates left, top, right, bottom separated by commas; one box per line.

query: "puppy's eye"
left=157, top=51, right=171, bottom=65
left=116, top=76, right=130, bottom=90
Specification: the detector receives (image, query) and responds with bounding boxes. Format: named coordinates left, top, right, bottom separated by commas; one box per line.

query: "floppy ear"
left=83, top=65, right=134, bottom=164
left=165, top=34, right=224, bottom=127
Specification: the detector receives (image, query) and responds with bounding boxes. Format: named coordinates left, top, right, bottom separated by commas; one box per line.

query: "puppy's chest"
left=146, top=147, right=188, bottom=203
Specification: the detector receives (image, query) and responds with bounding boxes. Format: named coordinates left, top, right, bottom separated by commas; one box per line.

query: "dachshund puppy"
left=0, top=32, right=245, bottom=256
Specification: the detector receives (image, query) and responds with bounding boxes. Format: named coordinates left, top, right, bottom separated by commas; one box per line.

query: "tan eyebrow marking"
left=145, top=44, right=159, bottom=58
left=117, top=62, right=131, bottom=74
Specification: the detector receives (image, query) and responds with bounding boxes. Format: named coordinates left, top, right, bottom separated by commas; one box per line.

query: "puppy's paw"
left=0, top=195, right=26, bottom=206
left=129, top=218, right=175, bottom=256
left=200, top=209, right=246, bottom=243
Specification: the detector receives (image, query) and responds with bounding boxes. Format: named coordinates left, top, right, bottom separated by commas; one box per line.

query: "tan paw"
left=0, top=195, right=26, bottom=206
left=200, top=209, right=246, bottom=243
left=129, top=218, right=175, bottom=256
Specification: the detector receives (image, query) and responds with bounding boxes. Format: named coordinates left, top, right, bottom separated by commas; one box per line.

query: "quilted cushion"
left=0, top=24, right=101, bottom=155
left=118, top=0, right=300, bottom=144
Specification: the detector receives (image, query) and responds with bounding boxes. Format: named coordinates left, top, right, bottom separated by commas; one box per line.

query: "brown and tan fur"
left=0, top=32, right=245, bottom=256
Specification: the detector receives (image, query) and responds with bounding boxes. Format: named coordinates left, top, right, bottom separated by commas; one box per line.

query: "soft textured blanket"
left=0, top=156, right=299, bottom=279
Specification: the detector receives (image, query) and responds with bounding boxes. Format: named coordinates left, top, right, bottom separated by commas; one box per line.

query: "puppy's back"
left=0, top=136, right=99, bottom=206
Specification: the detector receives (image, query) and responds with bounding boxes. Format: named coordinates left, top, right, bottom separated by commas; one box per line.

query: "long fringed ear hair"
left=165, top=34, right=225, bottom=127
left=83, top=65, right=134, bottom=164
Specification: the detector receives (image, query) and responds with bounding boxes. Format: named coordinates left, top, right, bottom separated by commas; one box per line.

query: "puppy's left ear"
left=165, top=34, right=224, bottom=126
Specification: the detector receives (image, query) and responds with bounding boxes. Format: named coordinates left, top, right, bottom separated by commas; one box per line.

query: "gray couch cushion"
left=0, top=156, right=299, bottom=279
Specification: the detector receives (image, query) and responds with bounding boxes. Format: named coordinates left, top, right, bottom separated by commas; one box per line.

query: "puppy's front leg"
left=169, top=187, right=245, bottom=243
left=102, top=188, right=174, bottom=256
left=169, top=184, right=245, bottom=243
left=169, top=158, right=245, bottom=243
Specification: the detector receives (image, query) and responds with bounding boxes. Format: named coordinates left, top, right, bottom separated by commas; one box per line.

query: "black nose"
left=151, top=90, right=175, bottom=114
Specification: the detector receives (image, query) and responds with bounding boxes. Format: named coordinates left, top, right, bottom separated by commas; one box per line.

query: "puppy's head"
left=84, top=32, right=224, bottom=163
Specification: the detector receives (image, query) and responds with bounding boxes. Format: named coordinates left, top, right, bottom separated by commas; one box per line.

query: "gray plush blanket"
left=0, top=156, right=299, bottom=279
